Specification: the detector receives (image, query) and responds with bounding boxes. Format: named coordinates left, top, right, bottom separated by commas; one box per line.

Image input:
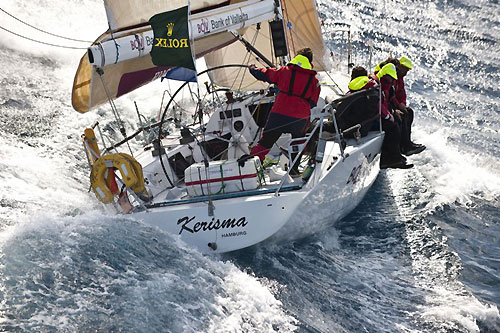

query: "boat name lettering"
left=346, top=165, right=362, bottom=185
left=154, top=38, right=189, bottom=49
left=177, top=216, right=248, bottom=235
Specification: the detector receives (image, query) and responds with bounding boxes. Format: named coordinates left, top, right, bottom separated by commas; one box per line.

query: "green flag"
left=149, top=6, right=196, bottom=70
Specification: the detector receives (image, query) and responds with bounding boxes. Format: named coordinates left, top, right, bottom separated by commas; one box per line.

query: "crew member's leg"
left=399, top=111, right=412, bottom=152
left=401, top=107, right=426, bottom=155
left=381, top=119, right=412, bottom=169
left=250, top=113, right=285, bottom=161
left=288, top=117, right=309, bottom=174
left=407, top=107, right=414, bottom=140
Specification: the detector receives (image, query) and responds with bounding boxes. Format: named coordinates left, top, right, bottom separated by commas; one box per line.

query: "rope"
left=0, top=25, right=88, bottom=49
left=323, top=71, right=346, bottom=95
left=0, top=7, right=93, bottom=43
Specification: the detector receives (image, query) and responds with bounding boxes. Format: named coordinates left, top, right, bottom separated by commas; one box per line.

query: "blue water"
left=0, top=0, right=499, bottom=332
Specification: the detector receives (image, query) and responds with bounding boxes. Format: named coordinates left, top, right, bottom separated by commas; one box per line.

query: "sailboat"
left=73, top=0, right=384, bottom=254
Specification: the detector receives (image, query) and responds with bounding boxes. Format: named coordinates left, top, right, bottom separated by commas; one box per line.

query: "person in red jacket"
left=248, top=48, right=321, bottom=162
left=376, top=63, right=413, bottom=169
left=393, top=56, right=425, bottom=155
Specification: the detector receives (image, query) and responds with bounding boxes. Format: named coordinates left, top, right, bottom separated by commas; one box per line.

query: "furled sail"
left=72, top=0, right=273, bottom=113
left=204, top=0, right=331, bottom=91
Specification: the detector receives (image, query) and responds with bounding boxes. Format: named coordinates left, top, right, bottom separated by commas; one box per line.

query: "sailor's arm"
left=248, top=65, right=278, bottom=84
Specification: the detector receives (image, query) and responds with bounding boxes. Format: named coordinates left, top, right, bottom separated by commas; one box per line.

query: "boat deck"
left=145, top=182, right=303, bottom=209
left=141, top=130, right=383, bottom=210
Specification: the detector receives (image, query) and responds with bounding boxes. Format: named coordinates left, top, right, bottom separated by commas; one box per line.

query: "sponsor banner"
left=149, top=6, right=196, bottom=70
left=190, top=0, right=274, bottom=38
left=86, top=1, right=274, bottom=67
left=87, top=32, right=156, bottom=67
left=192, top=10, right=249, bottom=36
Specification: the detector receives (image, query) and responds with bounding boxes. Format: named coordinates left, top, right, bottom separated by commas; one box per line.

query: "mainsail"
left=204, top=0, right=331, bottom=91
left=71, top=0, right=328, bottom=113
left=103, top=0, right=230, bottom=31
left=72, top=0, right=271, bottom=113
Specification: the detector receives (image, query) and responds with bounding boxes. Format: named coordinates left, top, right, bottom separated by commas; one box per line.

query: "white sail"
left=103, top=0, right=225, bottom=31
left=204, top=0, right=332, bottom=90
left=88, top=1, right=275, bottom=67
left=72, top=0, right=275, bottom=113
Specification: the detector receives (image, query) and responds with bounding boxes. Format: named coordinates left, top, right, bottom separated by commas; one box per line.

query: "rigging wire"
left=0, top=25, right=88, bottom=50
left=228, top=27, right=262, bottom=93
left=236, top=26, right=261, bottom=91
left=323, top=71, right=346, bottom=95
left=280, top=0, right=296, bottom=55
left=96, top=68, right=134, bottom=156
left=0, top=7, right=93, bottom=43
left=185, top=0, right=216, bottom=216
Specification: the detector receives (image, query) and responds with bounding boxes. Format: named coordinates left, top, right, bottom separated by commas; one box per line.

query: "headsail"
left=72, top=0, right=274, bottom=113
left=204, top=0, right=331, bottom=91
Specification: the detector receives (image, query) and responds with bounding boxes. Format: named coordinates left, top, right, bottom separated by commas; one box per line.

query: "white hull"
left=277, top=132, right=383, bottom=241
left=77, top=0, right=384, bottom=255
left=135, top=132, right=384, bottom=253
left=136, top=190, right=304, bottom=253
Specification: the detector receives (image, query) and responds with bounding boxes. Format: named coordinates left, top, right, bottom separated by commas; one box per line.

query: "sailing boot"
left=380, top=155, right=413, bottom=169
left=402, top=143, right=426, bottom=156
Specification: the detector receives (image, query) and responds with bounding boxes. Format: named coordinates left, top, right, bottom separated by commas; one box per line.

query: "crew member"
left=348, top=66, right=377, bottom=92
left=249, top=48, right=321, bottom=163
left=393, top=56, right=426, bottom=155
left=344, top=66, right=380, bottom=136
left=376, top=63, right=413, bottom=169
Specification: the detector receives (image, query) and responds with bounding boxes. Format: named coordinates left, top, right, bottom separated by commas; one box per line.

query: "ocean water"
left=0, top=0, right=499, bottom=332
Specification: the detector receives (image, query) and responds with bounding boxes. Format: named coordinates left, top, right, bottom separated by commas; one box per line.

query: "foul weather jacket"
left=249, top=64, right=321, bottom=120
left=348, top=75, right=377, bottom=93
left=379, top=76, right=393, bottom=119
left=393, top=76, right=407, bottom=107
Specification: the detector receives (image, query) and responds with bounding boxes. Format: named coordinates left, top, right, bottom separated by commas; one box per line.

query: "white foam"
left=387, top=139, right=500, bottom=332
left=0, top=212, right=297, bottom=332
left=420, top=287, right=500, bottom=333
left=412, top=124, right=500, bottom=206
left=208, top=268, right=298, bottom=332
left=0, top=0, right=106, bottom=62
